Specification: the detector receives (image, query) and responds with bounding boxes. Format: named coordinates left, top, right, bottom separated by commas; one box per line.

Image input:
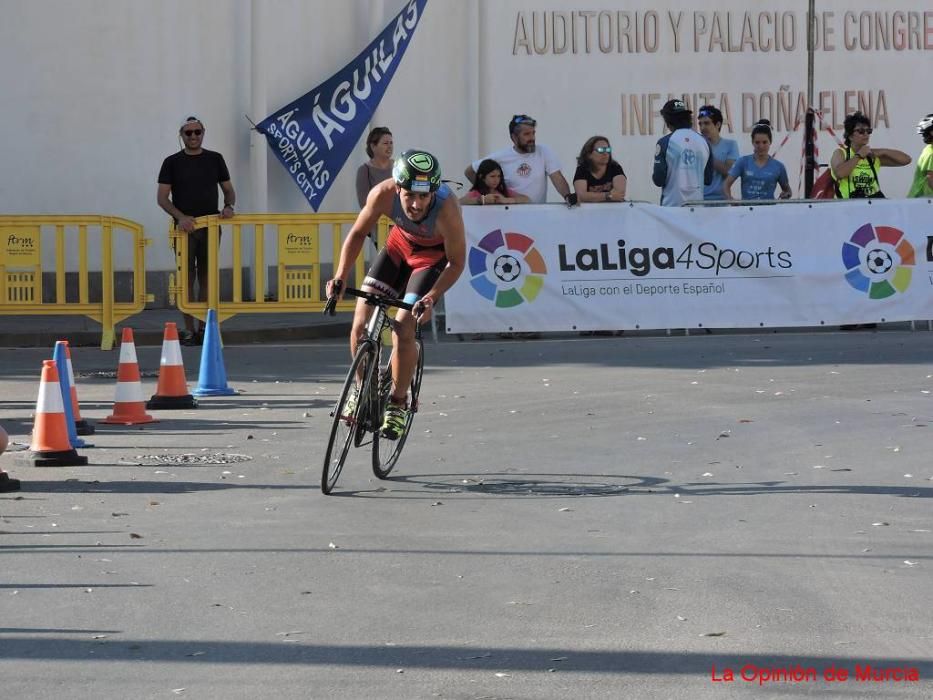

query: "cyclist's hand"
left=324, top=278, right=344, bottom=316
left=564, top=193, right=579, bottom=208
left=413, top=296, right=434, bottom=324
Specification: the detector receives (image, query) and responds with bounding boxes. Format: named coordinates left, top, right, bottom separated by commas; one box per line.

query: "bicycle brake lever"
left=323, top=279, right=343, bottom=315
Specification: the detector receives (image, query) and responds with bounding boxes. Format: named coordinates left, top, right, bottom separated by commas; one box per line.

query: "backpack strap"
left=865, top=154, right=881, bottom=189
left=833, top=147, right=848, bottom=198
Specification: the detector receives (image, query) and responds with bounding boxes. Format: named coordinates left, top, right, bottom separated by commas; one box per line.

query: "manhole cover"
left=119, top=453, right=253, bottom=466
left=79, top=370, right=160, bottom=379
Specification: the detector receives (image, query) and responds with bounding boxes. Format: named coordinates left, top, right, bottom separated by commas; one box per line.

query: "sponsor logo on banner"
left=469, top=229, right=547, bottom=308
left=1, top=227, right=40, bottom=267
left=256, top=0, right=428, bottom=211
left=841, top=223, right=915, bottom=299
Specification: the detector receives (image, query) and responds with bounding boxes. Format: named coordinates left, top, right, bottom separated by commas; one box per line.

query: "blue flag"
left=257, top=0, right=428, bottom=211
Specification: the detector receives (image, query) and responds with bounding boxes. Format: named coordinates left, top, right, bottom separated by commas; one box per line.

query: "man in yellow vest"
left=907, top=114, right=933, bottom=198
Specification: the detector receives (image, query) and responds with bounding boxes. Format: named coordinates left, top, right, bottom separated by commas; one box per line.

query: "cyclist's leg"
left=355, top=239, right=406, bottom=376
left=349, top=297, right=370, bottom=360
left=390, top=253, right=446, bottom=405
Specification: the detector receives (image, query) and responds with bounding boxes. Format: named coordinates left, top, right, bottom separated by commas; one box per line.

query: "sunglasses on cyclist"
left=853, top=127, right=872, bottom=135
left=594, top=146, right=611, bottom=153
left=183, top=129, right=203, bottom=137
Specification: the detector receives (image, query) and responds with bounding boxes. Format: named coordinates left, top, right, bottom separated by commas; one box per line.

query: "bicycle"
left=321, top=286, right=424, bottom=494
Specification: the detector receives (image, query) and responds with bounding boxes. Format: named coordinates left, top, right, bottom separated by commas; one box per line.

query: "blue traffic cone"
left=193, top=309, right=237, bottom=396
left=53, top=341, right=91, bottom=448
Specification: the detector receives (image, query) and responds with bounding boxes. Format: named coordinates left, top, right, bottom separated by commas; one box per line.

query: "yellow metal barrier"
left=169, top=213, right=392, bottom=324
left=0, top=215, right=152, bottom=349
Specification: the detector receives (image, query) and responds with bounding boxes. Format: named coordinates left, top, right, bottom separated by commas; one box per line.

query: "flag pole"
left=805, top=0, right=816, bottom=197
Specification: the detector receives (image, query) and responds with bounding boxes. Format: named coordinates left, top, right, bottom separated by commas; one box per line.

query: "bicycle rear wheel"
left=372, top=337, right=423, bottom=478
left=322, top=343, right=377, bottom=494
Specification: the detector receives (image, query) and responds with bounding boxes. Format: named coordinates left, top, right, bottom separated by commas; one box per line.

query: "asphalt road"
left=1, top=331, right=931, bottom=699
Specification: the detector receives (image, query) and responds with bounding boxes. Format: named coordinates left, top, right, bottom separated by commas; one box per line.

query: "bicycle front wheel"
left=322, top=343, right=377, bottom=494
left=372, top=337, right=423, bottom=478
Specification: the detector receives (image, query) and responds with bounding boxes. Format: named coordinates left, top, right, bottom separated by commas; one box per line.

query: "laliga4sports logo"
left=841, top=223, right=915, bottom=299
left=469, top=229, right=546, bottom=308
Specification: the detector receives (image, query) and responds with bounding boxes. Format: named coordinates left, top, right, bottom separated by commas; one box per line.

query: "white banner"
left=445, top=200, right=933, bottom=332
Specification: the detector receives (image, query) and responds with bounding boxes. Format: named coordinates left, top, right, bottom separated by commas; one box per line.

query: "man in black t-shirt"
left=157, top=115, right=236, bottom=344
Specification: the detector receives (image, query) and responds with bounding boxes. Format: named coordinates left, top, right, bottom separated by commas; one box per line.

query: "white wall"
left=1, top=0, right=929, bottom=271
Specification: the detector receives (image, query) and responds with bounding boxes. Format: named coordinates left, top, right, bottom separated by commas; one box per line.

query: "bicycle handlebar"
left=323, top=286, right=415, bottom=316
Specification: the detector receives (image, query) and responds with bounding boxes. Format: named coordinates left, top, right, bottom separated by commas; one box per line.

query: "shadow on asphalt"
left=5, top=332, right=933, bottom=381
left=15, top=481, right=312, bottom=495
left=0, top=639, right=928, bottom=678
left=333, top=472, right=933, bottom=501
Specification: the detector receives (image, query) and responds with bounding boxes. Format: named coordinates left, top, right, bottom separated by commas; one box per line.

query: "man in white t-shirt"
left=652, top=100, right=713, bottom=207
left=465, top=114, right=575, bottom=205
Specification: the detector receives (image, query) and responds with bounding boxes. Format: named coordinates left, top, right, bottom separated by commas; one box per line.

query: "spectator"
left=460, top=159, right=530, bottom=205
left=722, top=120, right=792, bottom=201
left=465, top=114, right=575, bottom=205
left=652, top=99, right=713, bottom=206
left=697, top=105, right=739, bottom=201
left=573, top=136, right=627, bottom=202
left=355, top=126, right=394, bottom=207
left=907, top=114, right=933, bottom=198
left=830, top=111, right=910, bottom=199
left=157, top=115, right=235, bottom=345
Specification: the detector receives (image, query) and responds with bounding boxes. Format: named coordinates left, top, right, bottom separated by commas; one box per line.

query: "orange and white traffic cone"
left=62, top=341, right=95, bottom=435
left=101, top=328, right=157, bottom=425
left=18, top=360, right=88, bottom=467
left=147, top=322, right=197, bottom=410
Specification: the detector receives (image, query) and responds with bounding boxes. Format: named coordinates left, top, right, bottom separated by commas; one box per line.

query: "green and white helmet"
left=393, top=150, right=442, bottom=193
left=917, top=114, right=933, bottom=135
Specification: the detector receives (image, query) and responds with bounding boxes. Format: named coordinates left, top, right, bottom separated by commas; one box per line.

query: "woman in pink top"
left=460, top=159, right=530, bottom=205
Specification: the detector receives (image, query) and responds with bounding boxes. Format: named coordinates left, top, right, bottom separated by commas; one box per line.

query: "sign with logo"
left=445, top=200, right=933, bottom=332
left=278, top=225, right=317, bottom=267
left=0, top=226, right=40, bottom=268
left=257, top=0, right=428, bottom=211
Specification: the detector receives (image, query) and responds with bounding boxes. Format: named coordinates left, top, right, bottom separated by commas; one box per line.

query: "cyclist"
left=326, top=150, right=466, bottom=439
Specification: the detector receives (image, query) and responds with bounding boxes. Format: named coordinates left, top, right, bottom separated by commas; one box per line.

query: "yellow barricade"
left=169, top=213, right=392, bottom=323
left=0, top=215, right=152, bottom=349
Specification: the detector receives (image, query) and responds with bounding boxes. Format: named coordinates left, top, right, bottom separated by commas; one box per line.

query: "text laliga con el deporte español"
left=562, top=281, right=726, bottom=299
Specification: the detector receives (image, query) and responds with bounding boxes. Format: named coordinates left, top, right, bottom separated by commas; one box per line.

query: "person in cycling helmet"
left=907, top=113, right=933, bottom=198
left=326, top=149, right=466, bottom=439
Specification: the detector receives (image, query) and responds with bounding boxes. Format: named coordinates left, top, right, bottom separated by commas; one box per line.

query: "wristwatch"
left=605, top=192, right=611, bottom=202
left=223, top=204, right=234, bottom=211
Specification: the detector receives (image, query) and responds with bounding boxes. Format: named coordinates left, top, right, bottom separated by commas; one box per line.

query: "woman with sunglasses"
left=722, top=120, right=792, bottom=201
left=573, top=136, right=627, bottom=203
left=460, top=159, right=530, bottom=205
left=830, top=112, right=910, bottom=199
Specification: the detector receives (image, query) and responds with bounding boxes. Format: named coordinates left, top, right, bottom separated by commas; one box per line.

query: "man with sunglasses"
left=696, top=105, right=739, bottom=202
left=830, top=112, right=910, bottom=199
left=464, top=114, right=576, bottom=206
left=158, top=116, right=236, bottom=345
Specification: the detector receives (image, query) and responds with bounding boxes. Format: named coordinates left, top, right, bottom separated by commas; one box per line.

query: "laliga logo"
left=469, top=229, right=547, bottom=308
left=841, top=223, right=915, bottom=299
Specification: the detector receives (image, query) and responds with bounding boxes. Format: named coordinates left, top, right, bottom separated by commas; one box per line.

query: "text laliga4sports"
left=558, top=240, right=792, bottom=277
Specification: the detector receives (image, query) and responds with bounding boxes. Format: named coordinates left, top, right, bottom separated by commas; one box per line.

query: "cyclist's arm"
left=423, top=198, right=467, bottom=305
left=333, top=181, right=393, bottom=283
